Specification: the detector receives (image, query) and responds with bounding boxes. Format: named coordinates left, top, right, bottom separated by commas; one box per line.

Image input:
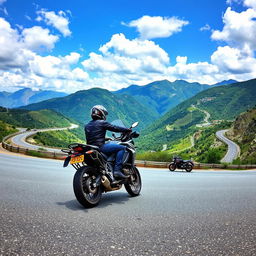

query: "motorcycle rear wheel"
left=185, top=164, right=193, bottom=172
left=73, top=166, right=102, bottom=208
left=124, top=167, right=141, bottom=196
left=168, top=163, right=176, bottom=171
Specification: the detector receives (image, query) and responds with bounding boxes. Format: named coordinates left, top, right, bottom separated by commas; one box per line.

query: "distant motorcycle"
left=61, top=122, right=141, bottom=208
left=168, top=156, right=194, bottom=172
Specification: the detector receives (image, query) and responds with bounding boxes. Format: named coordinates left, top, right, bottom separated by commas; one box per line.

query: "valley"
left=1, top=78, right=256, bottom=165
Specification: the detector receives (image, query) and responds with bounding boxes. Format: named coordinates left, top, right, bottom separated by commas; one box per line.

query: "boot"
left=113, top=170, right=129, bottom=179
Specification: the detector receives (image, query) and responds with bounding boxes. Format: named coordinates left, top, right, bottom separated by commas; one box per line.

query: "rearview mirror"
left=131, top=122, right=139, bottom=128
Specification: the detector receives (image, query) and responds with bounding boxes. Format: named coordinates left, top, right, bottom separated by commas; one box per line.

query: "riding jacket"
left=84, top=119, right=130, bottom=147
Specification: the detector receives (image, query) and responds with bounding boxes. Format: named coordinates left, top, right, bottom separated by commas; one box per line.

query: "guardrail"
left=2, top=132, right=66, bottom=160
left=2, top=133, right=256, bottom=169
left=135, top=160, right=256, bottom=169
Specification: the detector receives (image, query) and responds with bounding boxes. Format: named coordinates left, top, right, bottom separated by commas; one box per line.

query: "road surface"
left=10, top=123, right=78, bottom=153
left=216, top=129, right=240, bottom=163
left=0, top=152, right=255, bottom=255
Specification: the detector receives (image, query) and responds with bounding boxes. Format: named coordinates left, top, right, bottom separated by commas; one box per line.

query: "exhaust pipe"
left=101, top=175, right=121, bottom=191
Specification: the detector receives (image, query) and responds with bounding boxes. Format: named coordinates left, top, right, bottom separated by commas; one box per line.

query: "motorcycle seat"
left=87, top=144, right=100, bottom=150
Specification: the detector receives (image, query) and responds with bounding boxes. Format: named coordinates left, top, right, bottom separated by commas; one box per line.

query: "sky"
left=0, top=0, right=256, bottom=93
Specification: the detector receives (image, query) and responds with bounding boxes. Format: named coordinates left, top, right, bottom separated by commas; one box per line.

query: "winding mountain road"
left=10, top=123, right=78, bottom=152
left=216, top=129, right=240, bottom=163
left=0, top=151, right=256, bottom=255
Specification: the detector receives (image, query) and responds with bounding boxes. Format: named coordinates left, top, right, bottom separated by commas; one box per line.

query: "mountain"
left=0, top=88, right=67, bottom=108
left=0, top=107, right=72, bottom=129
left=137, top=78, right=256, bottom=152
left=213, top=79, right=237, bottom=86
left=226, top=106, right=256, bottom=164
left=20, top=88, right=158, bottom=130
left=115, top=79, right=210, bottom=115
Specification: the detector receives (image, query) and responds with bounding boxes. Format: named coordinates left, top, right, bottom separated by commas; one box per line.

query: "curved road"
left=0, top=152, right=255, bottom=255
left=216, top=129, right=240, bottom=163
left=11, top=123, right=78, bottom=153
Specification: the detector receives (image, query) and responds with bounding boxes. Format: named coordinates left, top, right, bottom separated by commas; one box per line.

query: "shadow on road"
left=56, top=192, right=131, bottom=211
left=168, top=170, right=194, bottom=173
left=56, top=200, right=87, bottom=211
left=98, top=192, right=131, bottom=208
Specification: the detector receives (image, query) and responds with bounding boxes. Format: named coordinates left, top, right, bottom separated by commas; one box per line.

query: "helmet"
left=91, top=105, right=108, bottom=120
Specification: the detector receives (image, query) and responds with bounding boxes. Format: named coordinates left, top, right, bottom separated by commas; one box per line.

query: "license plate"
left=70, top=154, right=84, bottom=164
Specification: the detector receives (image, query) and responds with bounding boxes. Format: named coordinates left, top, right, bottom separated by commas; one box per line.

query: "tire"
left=73, top=166, right=102, bottom=208
left=168, top=162, right=176, bottom=171
left=124, top=167, right=142, bottom=197
left=185, top=164, right=193, bottom=172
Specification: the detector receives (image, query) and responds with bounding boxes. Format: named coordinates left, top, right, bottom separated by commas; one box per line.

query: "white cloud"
left=0, top=18, right=30, bottom=70
left=167, top=57, right=220, bottom=84
left=244, top=0, right=256, bottom=9
left=2, top=3, right=256, bottom=93
left=211, top=46, right=256, bottom=74
left=64, top=52, right=81, bottom=65
left=22, top=26, right=59, bottom=51
left=211, top=7, right=256, bottom=51
left=0, top=0, right=6, bottom=5
left=82, top=33, right=169, bottom=75
left=36, top=9, right=71, bottom=37
left=125, top=15, right=189, bottom=39
left=0, top=17, right=89, bottom=93
left=200, top=24, right=211, bottom=31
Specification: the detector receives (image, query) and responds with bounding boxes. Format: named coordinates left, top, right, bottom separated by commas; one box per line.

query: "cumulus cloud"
left=36, top=9, right=71, bottom=37
left=2, top=2, right=256, bottom=93
left=0, top=0, right=6, bottom=5
left=166, top=57, right=220, bottom=84
left=0, top=17, right=89, bottom=93
left=0, top=18, right=31, bottom=70
left=22, top=26, right=59, bottom=51
left=211, top=7, right=256, bottom=51
left=211, top=46, right=256, bottom=74
left=82, top=33, right=170, bottom=75
left=125, top=15, right=189, bottom=39
left=244, top=0, right=256, bottom=9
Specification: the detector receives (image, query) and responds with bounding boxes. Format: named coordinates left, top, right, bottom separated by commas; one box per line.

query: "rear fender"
left=63, top=156, right=71, bottom=167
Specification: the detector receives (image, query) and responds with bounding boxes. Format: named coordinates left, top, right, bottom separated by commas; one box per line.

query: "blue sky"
left=0, top=0, right=256, bottom=92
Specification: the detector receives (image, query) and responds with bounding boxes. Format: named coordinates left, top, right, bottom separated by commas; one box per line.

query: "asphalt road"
left=0, top=152, right=256, bottom=256
left=216, top=129, right=240, bottom=163
left=11, top=124, right=78, bottom=153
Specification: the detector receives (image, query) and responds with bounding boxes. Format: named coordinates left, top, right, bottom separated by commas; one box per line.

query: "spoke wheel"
left=185, top=164, right=193, bottom=172
left=168, top=163, right=176, bottom=171
left=124, top=167, right=142, bottom=196
left=73, top=166, right=102, bottom=208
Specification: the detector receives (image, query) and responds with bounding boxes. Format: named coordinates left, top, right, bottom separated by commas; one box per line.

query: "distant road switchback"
left=10, top=123, right=78, bottom=153
left=216, top=129, right=240, bottom=163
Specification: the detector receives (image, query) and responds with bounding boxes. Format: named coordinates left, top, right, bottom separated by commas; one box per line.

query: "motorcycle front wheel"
left=168, top=162, right=176, bottom=171
left=125, top=167, right=141, bottom=196
left=73, top=166, right=102, bottom=208
left=185, top=164, right=193, bottom=172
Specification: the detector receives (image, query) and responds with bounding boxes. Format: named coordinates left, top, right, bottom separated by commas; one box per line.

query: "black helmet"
left=91, top=105, right=108, bottom=120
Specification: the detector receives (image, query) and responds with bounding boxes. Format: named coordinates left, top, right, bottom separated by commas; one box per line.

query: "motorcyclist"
left=84, top=105, right=130, bottom=179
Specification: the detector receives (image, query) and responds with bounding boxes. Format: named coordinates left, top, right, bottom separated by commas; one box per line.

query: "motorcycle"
left=168, top=156, right=194, bottom=172
left=61, top=122, right=141, bottom=208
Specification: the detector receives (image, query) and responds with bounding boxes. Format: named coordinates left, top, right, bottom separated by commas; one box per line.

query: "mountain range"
left=115, top=79, right=210, bottom=115
left=20, top=88, right=158, bottom=130
left=19, top=79, right=239, bottom=129
left=137, top=78, right=256, bottom=151
left=0, top=88, right=67, bottom=108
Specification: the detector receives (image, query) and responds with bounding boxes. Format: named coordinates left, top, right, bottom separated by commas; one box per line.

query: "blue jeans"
left=100, top=142, right=126, bottom=172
